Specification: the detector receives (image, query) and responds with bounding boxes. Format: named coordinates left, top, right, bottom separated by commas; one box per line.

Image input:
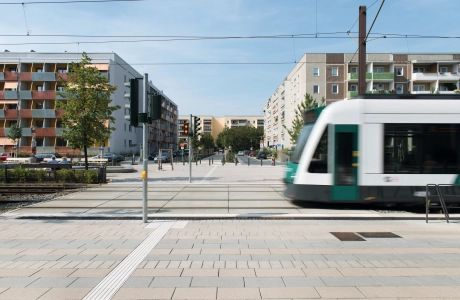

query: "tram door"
left=331, top=125, right=359, bottom=201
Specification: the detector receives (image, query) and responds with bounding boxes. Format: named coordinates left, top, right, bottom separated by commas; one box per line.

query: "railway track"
left=0, top=185, right=86, bottom=195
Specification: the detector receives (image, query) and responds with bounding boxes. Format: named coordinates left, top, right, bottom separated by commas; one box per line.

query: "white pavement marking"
left=83, top=221, right=173, bottom=300
left=199, top=165, right=218, bottom=184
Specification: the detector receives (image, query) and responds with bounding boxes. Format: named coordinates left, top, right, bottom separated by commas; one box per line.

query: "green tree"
left=6, top=122, right=22, bottom=157
left=216, top=126, right=263, bottom=152
left=283, top=93, right=325, bottom=146
left=200, top=133, right=215, bottom=153
left=56, top=52, right=120, bottom=169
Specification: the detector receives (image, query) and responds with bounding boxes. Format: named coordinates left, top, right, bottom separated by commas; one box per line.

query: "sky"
left=1, top=0, right=460, bottom=116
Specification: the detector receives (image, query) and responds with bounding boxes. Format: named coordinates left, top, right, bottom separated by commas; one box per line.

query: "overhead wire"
left=0, top=0, right=143, bottom=4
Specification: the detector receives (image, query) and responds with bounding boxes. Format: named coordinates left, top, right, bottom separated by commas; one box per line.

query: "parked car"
left=35, top=153, right=61, bottom=162
left=148, top=152, right=159, bottom=161
left=237, top=151, right=244, bottom=156
left=91, top=152, right=124, bottom=163
left=218, top=148, right=223, bottom=153
left=249, top=151, right=256, bottom=157
left=243, top=150, right=250, bottom=155
left=0, top=153, right=11, bottom=161
left=256, top=151, right=267, bottom=159
left=154, top=152, right=170, bottom=163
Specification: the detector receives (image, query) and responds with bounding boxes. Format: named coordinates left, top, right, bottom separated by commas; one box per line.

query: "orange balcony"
left=31, top=91, right=56, bottom=100
left=34, top=128, right=56, bottom=137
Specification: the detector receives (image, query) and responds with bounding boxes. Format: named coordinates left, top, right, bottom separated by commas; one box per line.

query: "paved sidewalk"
left=0, top=218, right=459, bottom=299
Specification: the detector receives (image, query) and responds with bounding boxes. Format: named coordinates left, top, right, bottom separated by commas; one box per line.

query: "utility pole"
left=189, top=114, right=192, bottom=183
left=358, top=5, right=367, bottom=95
left=142, top=73, right=148, bottom=223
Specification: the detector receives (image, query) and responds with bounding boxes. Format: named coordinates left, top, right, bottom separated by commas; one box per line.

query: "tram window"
left=308, top=126, right=328, bottom=173
left=384, top=124, right=460, bottom=174
left=291, top=124, right=314, bottom=164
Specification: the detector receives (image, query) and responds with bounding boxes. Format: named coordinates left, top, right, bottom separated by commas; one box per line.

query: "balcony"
left=373, top=72, right=394, bottom=80
left=347, top=73, right=372, bottom=81
left=411, top=72, right=460, bottom=82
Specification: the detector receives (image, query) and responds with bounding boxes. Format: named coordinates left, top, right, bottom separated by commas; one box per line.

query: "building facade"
left=0, top=52, right=178, bottom=156
left=265, top=53, right=460, bottom=149
left=178, top=115, right=264, bottom=148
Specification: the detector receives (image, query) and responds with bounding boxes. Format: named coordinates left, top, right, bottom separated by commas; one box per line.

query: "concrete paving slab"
left=31, top=200, right=109, bottom=208
left=56, top=192, right=127, bottom=200
left=173, top=192, right=229, bottom=200
left=116, top=192, right=179, bottom=200
left=156, top=209, right=230, bottom=214
left=163, top=201, right=228, bottom=209
left=229, top=201, right=294, bottom=208
left=96, top=200, right=169, bottom=208
left=112, top=288, right=174, bottom=300
left=37, top=287, right=92, bottom=300
left=229, top=192, right=287, bottom=200
left=0, top=288, right=50, bottom=300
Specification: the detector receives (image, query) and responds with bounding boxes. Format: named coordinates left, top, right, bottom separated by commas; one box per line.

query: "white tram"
left=284, top=95, right=460, bottom=203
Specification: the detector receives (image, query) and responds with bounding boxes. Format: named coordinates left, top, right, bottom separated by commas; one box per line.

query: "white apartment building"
left=0, top=52, right=178, bottom=156
left=265, top=53, right=460, bottom=149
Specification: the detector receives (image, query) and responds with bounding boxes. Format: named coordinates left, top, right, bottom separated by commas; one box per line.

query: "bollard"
left=200, top=157, right=201, bottom=164
left=131, top=154, right=135, bottom=165
left=235, top=157, right=238, bottom=166
left=260, top=159, right=262, bottom=166
left=212, top=158, right=213, bottom=164
left=248, top=157, right=250, bottom=166
left=209, top=158, right=210, bottom=165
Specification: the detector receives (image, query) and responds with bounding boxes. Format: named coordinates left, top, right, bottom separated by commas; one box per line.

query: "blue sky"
left=1, top=0, right=460, bottom=116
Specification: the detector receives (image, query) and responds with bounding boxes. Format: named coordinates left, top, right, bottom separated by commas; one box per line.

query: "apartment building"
left=265, top=53, right=460, bottom=149
left=178, top=115, right=264, bottom=148
left=0, top=52, right=178, bottom=156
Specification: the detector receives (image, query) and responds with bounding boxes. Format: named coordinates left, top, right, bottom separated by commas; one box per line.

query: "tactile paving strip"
left=83, top=221, right=173, bottom=300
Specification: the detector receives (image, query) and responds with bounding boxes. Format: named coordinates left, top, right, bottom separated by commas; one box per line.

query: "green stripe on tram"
left=454, top=175, right=460, bottom=185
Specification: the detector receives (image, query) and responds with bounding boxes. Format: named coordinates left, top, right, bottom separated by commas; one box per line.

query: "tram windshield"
left=291, top=124, right=314, bottom=163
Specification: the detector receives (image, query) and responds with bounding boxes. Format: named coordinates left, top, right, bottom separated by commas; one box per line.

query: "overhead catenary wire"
left=0, top=0, right=142, bottom=4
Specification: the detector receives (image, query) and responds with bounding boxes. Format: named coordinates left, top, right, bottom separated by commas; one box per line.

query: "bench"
left=80, top=158, right=108, bottom=165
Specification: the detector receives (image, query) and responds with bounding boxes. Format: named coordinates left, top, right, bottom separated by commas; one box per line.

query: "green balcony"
left=347, top=91, right=359, bottom=98
left=347, top=73, right=372, bottom=80
left=373, top=72, right=394, bottom=80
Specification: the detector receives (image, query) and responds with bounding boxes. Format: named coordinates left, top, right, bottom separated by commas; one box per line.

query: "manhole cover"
left=357, top=232, right=401, bottom=238
left=330, top=232, right=365, bottom=241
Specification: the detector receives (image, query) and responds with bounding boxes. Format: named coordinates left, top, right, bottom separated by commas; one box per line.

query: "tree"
left=6, top=122, right=22, bottom=157
left=56, top=52, right=120, bottom=170
left=283, top=93, right=325, bottom=146
left=200, top=133, right=215, bottom=152
left=216, top=126, right=263, bottom=152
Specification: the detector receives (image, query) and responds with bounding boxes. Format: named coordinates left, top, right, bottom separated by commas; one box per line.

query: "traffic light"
left=193, top=116, right=201, bottom=137
left=150, top=94, right=162, bottom=121
left=124, top=78, right=139, bottom=127
left=183, top=123, right=189, bottom=136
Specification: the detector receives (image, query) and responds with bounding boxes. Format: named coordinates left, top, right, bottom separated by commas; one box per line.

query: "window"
left=124, top=140, right=127, bottom=147
left=396, top=67, right=403, bottom=76
left=308, top=126, right=328, bottom=173
left=332, top=67, right=338, bottom=76
left=56, top=120, right=63, bottom=127
left=413, top=67, right=425, bottom=73
left=36, top=138, right=44, bottom=147
left=373, top=84, right=384, bottom=90
left=384, top=124, right=460, bottom=174
left=35, top=103, right=43, bottom=109
left=57, top=86, right=63, bottom=91
left=373, top=67, right=384, bottom=73
left=57, top=69, right=67, bottom=73
left=124, top=124, right=127, bottom=131
left=35, top=120, right=44, bottom=127
left=396, top=84, right=403, bottom=94
left=413, top=85, right=425, bottom=92
left=350, top=67, right=358, bottom=73
left=129, top=125, right=132, bottom=132
left=332, top=85, right=338, bottom=94
left=9, top=68, right=16, bottom=72
left=37, top=86, right=43, bottom=91
left=439, top=67, right=448, bottom=73
left=129, top=140, right=132, bottom=147
left=36, top=68, right=43, bottom=73
left=313, top=85, right=319, bottom=94
left=313, top=67, right=319, bottom=76
left=56, top=138, right=66, bottom=146
left=440, top=85, right=448, bottom=91
left=350, top=85, right=357, bottom=92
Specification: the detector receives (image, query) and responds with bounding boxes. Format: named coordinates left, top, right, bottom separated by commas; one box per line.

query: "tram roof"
left=354, top=94, right=460, bottom=100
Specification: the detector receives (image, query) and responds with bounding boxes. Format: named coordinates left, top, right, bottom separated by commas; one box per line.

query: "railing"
left=426, top=184, right=460, bottom=223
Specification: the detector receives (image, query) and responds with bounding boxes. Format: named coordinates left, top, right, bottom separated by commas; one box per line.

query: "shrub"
left=86, top=170, right=98, bottom=184
left=56, top=169, right=77, bottom=183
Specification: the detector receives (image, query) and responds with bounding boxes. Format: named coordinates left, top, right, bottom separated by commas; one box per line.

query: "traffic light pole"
left=189, top=114, right=192, bottom=183
left=142, top=73, right=148, bottom=223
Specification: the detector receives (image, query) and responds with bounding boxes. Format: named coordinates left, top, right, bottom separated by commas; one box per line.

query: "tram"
left=284, top=94, right=460, bottom=204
